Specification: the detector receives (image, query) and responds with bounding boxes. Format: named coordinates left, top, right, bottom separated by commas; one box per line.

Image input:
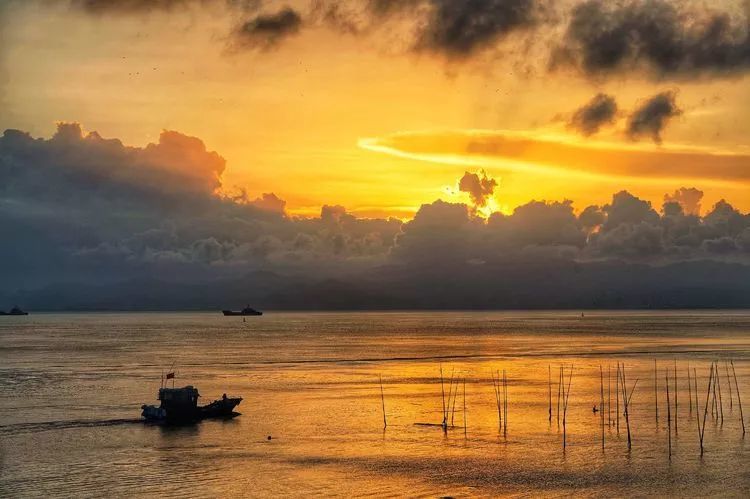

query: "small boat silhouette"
left=0, top=306, right=29, bottom=316
left=222, top=305, right=262, bottom=316
left=141, top=384, right=242, bottom=424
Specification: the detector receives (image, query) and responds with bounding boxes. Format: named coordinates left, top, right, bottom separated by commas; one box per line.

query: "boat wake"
left=0, top=418, right=143, bottom=436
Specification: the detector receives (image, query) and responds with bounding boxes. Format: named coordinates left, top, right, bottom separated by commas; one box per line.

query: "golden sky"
left=2, top=0, right=750, bottom=218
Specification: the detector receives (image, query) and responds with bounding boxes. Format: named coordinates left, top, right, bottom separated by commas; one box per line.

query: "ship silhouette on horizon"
left=222, top=305, right=262, bottom=316
left=0, top=306, right=28, bottom=316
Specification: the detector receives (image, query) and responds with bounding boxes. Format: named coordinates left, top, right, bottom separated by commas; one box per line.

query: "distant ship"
left=222, top=306, right=262, bottom=316
left=0, top=306, right=28, bottom=316
left=141, top=384, right=242, bottom=424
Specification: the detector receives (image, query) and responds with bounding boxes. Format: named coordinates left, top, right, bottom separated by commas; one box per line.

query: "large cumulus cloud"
left=3, top=125, right=750, bottom=309
left=0, top=124, right=399, bottom=291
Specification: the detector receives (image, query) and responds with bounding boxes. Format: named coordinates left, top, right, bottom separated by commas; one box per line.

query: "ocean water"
left=1, top=311, right=750, bottom=497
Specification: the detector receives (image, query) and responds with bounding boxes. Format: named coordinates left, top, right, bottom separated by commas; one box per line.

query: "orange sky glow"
left=2, top=0, right=749, bottom=219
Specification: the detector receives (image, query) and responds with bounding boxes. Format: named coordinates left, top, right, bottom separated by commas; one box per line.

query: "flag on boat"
left=166, top=372, right=175, bottom=379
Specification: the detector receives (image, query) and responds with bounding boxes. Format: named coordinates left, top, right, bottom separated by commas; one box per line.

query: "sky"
left=2, top=0, right=750, bottom=218
left=2, top=0, right=750, bottom=309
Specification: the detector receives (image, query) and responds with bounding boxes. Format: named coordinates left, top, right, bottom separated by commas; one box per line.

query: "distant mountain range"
left=5, top=259, right=750, bottom=311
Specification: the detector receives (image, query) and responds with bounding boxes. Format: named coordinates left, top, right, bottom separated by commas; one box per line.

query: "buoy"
left=267, top=435, right=272, bottom=440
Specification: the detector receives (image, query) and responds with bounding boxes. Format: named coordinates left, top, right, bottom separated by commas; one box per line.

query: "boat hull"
left=222, top=310, right=262, bottom=316
left=141, top=397, right=242, bottom=424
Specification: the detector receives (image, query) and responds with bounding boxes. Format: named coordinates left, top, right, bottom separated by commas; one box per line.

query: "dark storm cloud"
left=3, top=125, right=750, bottom=310
left=627, top=91, right=681, bottom=143
left=418, top=0, right=540, bottom=57
left=70, top=0, right=261, bottom=13
left=73, top=0, right=193, bottom=12
left=568, top=93, right=618, bottom=136
left=555, top=0, right=750, bottom=79
left=53, top=0, right=750, bottom=82
left=233, top=6, right=303, bottom=50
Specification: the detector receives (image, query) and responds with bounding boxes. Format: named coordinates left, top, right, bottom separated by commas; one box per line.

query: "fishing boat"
left=222, top=305, right=262, bottom=316
left=141, top=382, right=242, bottom=424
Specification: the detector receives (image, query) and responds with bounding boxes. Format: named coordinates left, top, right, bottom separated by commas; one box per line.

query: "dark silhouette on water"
left=222, top=305, right=262, bottom=316
left=0, top=306, right=28, bottom=316
left=141, top=384, right=242, bottom=424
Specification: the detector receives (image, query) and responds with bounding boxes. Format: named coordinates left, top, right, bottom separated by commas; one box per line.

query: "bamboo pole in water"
left=503, top=369, right=508, bottom=436
left=463, top=377, right=467, bottom=439
left=716, top=362, right=724, bottom=425
left=734, top=360, right=745, bottom=434
left=599, top=364, right=604, bottom=450
left=447, top=368, right=455, bottom=426
left=693, top=368, right=703, bottom=454
left=563, top=365, right=573, bottom=450
left=700, top=363, right=715, bottom=455
left=693, top=367, right=699, bottom=421
left=725, top=361, right=734, bottom=411
left=616, top=363, right=620, bottom=433
left=450, top=378, right=459, bottom=427
left=654, top=359, right=659, bottom=428
left=711, top=363, right=718, bottom=421
left=379, top=374, right=387, bottom=429
left=666, top=369, right=672, bottom=459
left=608, top=364, right=612, bottom=427
left=548, top=365, right=552, bottom=423
left=688, top=362, right=693, bottom=419
left=674, top=359, right=678, bottom=436
left=620, top=363, right=633, bottom=450
left=557, top=366, right=562, bottom=428
left=714, top=362, right=719, bottom=420
left=440, top=365, right=447, bottom=430
left=492, top=370, right=502, bottom=431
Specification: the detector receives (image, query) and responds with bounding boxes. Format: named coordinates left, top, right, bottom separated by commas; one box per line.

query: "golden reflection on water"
left=2, top=311, right=750, bottom=497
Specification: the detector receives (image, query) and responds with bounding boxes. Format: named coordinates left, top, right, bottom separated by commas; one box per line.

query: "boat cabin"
left=158, top=386, right=200, bottom=412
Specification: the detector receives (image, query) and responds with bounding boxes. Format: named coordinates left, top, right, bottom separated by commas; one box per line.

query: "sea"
left=1, top=311, right=750, bottom=497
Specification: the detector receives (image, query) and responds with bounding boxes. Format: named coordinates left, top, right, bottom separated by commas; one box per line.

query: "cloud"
left=664, top=187, right=703, bottom=216
left=555, top=0, right=750, bottom=79
left=233, top=7, right=303, bottom=50
left=0, top=123, right=399, bottom=288
left=363, top=129, right=750, bottom=185
left=418, top=0, right=540, bottom=57
left=458, top=170, right=497, bottom=207
left=579, top=205, right=605, bottom=230
left=3, top=124, right=750, bottom=310
left=68, top=0, right=262, bottom=14
left=489, top=199, right=586, bottom=249
left=568, top=93, right=618, bottom=136
left=250, top=192, right=287, bottom=214
left=627, top=91, right=681, bottom=143
left=72, top=0, right=195, bottom=13
left=601, top=190, right=660, bottom=231
left=238, top=0, right=543, bottom=57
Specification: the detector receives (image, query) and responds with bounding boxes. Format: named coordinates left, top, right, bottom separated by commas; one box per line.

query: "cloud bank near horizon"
left=3, top=124, right=750, bottom=309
